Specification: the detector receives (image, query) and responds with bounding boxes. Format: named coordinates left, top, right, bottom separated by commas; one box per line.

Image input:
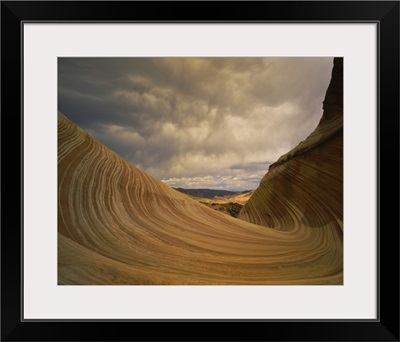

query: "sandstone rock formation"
left=239, top=58, right=343, bottom=233
left=58, top=59, right=343, bottom=285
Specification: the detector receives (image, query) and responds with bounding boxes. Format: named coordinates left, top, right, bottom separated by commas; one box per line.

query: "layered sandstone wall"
left=238, top=58, right=343, bottom=234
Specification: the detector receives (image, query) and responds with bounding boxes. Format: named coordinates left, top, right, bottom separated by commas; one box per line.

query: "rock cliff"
left=238, top=58, right=343, bottom=235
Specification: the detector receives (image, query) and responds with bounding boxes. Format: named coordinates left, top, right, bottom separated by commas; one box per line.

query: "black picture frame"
left=1, top=1, right=399, bottom=341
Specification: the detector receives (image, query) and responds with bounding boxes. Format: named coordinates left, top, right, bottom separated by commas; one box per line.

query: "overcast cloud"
left=58, top=57, right=333, bottom=191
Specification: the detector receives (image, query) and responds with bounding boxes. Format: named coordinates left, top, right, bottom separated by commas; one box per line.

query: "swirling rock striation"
left=238, top=58, right=343, bottom=236
left=58, top=59, right=343, bottom=285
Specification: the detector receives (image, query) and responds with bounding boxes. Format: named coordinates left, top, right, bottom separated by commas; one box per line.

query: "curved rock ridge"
left=238, top=58, right=343, bottom=236
left=58, top=107, right=342, bottom=284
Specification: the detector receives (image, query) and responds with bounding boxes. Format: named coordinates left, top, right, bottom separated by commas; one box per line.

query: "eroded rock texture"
left=58, top=59, right=343, bottom=285
left=239, top=58, right=343, bottom=235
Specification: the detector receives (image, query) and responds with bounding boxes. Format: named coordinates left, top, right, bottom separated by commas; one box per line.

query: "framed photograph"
left=2, top=1, right=399, bottom=341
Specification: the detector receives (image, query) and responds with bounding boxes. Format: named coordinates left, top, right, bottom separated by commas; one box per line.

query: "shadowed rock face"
left=238, top=58, right=343, bottom=234
left=58, top=59, right=343, bottom=285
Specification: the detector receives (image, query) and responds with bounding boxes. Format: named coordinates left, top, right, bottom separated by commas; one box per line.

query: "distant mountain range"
left=173, top=187, right=251, bottom=199
left=172, top=188, right=254, bottom=218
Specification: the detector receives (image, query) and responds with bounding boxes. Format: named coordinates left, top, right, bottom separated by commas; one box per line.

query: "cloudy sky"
left=58, top=57, right=333, bottom=191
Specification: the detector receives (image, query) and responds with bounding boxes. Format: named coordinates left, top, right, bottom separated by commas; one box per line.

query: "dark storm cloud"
left=58, top=57, right=333, bottom=190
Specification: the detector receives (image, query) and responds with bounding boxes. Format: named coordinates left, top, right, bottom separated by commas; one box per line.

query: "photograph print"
left=58, top=57, right=343, bottom=285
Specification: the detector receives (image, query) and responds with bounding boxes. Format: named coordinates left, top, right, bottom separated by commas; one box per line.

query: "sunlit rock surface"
left=239, top=58, right=343, bottom=240
left=58, top=59, right=343, bottom=285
